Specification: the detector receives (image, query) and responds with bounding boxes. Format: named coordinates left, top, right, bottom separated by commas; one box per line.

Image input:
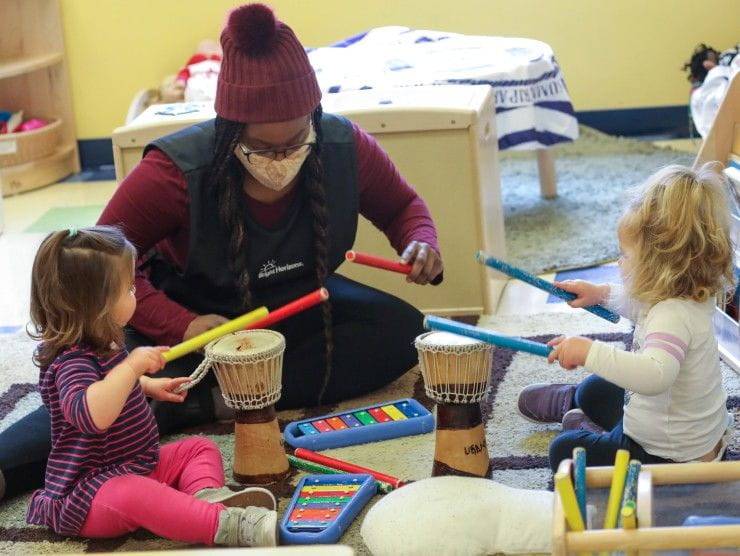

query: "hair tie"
left=68, top=228, right=78, bottom=238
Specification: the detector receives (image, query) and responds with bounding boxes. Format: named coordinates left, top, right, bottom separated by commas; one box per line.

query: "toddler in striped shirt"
left=26, top=226, right=277, bottom=546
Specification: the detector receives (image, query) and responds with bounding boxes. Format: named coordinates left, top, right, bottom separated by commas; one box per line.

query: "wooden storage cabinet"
left=0, top=0, right=80, bottom=196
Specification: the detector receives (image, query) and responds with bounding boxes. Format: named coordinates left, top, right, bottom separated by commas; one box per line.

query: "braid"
left=210, top=116, right=253, bottom=309
left=304, top=106, right=334, bottom=404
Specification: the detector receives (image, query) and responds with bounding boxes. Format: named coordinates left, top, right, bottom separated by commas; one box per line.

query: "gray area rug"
left=1, top=311, right=738, bottom=554
left=502, top=127, right=695, bottom=274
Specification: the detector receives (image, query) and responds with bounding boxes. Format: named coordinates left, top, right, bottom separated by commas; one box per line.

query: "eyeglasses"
left=237, top=141, right=314, bottom=163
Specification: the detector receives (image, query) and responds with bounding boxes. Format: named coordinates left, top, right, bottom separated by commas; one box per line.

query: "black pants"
left=0, top=274, right=423, bottom=497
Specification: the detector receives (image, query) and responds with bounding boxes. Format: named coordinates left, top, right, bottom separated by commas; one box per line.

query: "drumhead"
left=415, top=331, right=486, bottom=350
left=206, top=329, right=285, bottom=361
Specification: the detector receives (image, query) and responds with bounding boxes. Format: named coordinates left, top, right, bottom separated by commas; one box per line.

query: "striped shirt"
left=27, top=346, right=159, bottom=536
left=586, top=289, right=730, bottom=461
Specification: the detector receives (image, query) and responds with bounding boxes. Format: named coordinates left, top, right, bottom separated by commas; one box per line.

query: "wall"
left=60, top=0, right=738, bottom=140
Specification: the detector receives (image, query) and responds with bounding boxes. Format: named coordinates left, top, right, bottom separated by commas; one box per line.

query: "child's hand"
left=547, top=335, right=593, bottom=370
left=124, top=346, right=168, bottom=377
left=554, top=280, right=609, bottom=308
left=142, top=376, right=191, bottom=403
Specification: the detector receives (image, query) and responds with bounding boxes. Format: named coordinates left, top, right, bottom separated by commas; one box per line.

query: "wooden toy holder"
left=553, top=460, right=740, bottom=555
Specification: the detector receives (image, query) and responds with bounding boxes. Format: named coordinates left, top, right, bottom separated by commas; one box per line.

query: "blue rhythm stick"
left=475, top=251, right=620, bottom=324
left=424, top=315, right=553, bottom=358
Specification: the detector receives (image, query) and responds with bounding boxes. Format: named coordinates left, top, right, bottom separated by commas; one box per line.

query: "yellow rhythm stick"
left=603, top=449, right=631, bottom=528
left=554, top=470, right=585, bottom=532
left=162, top=306, right=269, bottom=363
left=621, top=501, right=637, bottom=529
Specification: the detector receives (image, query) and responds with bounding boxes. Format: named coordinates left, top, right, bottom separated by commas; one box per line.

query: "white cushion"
left=361, top=476, right=552, bottom=555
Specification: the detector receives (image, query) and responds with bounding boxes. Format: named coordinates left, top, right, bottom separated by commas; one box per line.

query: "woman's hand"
left=547, top=335, right=593, bottom=370
left=141, top=376, right=191, bottom=403
left=401, top=241, right=443, bottom=285
left=554, top=280, right=609, bottom=309
left=183, top=314, right=229, bottom=341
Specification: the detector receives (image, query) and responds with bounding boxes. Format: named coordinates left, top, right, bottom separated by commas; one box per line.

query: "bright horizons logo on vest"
left=258, top=259, right=305, bottom=279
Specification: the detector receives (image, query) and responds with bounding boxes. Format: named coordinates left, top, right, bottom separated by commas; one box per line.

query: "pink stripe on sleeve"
left=644, top=341, right=686, bottom=364
left=645, top=332, right=688, bottom=352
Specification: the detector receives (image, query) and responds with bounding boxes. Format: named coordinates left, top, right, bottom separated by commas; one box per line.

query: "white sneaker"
left=196, top=485, right=276, bottom=510
left=214, top=506, right=278, bottom=547
left=238, top=506, right=278, bottom=547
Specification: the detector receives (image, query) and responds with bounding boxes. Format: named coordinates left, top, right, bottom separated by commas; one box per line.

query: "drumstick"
left=286, top=454, right=394, bottom=494
left=294, top=448, right=408, bottom=489
left=163, top=306, right=269, bottom=363
left=424, top=315, right=553, bottom=358
left=475, top=251, right=620, bottom=324
left=246, top=288, right=329, bottom=330
left=345, top=250, right=412, bottom=275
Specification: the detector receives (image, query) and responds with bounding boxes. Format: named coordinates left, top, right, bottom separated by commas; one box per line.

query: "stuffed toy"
left=176, top=38, right=223, bottom=102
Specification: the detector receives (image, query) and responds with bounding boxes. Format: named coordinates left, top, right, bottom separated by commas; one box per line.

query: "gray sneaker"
left=517, top=383, right=577, bottom=423
left=561, top=408, right=606, bottom=434
left=195, top=486, right=276, bottom=510
left=214, top=506, right=278, bottom=547
left=238, top=506, right=278, bottom=547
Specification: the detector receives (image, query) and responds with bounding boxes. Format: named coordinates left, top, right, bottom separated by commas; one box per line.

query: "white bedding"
left=308, top=26, right=579, bottom=150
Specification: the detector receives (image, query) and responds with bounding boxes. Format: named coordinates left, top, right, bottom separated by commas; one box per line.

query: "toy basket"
left=0, top=117, right=62, bottom=167
left=552, top=460, right=740, bottom=555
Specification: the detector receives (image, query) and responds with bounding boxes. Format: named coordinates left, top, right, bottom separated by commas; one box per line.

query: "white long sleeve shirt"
left=584, top=285, right=730, bottom=461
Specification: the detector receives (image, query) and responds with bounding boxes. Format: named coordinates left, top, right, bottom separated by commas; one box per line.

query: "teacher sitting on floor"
left=0, top=1, right=444, bottom=501
left=101, top=3, right=444, bottom=428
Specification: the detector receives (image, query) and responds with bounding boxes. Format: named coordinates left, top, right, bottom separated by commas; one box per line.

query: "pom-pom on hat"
left=216, top=3, right=321, bottom=123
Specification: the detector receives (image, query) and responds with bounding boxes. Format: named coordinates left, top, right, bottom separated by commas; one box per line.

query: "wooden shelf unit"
left=0, top=0, right=80, bottom=196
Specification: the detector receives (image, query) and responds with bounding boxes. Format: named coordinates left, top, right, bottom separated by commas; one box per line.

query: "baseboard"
left=76, top=105, right=691, bottom=169
left=576, top=105, right=690, bottom=138
left=78, top=138, right=114, bottom=169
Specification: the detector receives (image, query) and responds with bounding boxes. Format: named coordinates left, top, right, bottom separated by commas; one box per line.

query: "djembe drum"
left=201, top=329, right=289, bottom=484
left=415, top=331, right=493, bottom=477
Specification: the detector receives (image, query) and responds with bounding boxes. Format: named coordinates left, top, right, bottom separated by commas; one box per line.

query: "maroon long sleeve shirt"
left=99, top=122, right=439, bottom=346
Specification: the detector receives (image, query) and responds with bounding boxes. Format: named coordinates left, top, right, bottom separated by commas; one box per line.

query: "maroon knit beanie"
left=215, top=3, right=321, bottom=123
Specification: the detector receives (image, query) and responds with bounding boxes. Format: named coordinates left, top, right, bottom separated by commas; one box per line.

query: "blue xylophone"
left=283, top=397, right=434, bottom=450
left=280, top=474, right=376, bottom=544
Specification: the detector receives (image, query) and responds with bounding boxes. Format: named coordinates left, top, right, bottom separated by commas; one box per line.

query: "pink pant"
left=80, top=436, right=227, bottom=545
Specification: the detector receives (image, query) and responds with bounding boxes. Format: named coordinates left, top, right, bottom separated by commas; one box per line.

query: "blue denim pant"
left=548, top=374, right=672, bottom=472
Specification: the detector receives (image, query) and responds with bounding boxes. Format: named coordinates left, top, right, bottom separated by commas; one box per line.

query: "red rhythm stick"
left=294, top=447, right=408, bottom=489
left=345, top=250, right=412, bottom=275
left=246, top=288, right=329, bottom=330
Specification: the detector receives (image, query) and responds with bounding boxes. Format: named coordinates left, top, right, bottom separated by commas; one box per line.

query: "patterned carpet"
left=1, top=310, right=738, bottom=554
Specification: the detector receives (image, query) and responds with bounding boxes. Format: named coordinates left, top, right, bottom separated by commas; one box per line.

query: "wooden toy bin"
left=552, top=460, right=740, bottom=556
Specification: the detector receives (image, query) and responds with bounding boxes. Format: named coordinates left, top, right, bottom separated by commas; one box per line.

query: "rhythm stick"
left=554, top=470, right=586, bottom=532
left=475, top=251, right=620, bottom=324
left=621, top=501, right=637, bottom=529
left=245, top=288, right=329, bottom=330
left=603, top=449, right=631, bottom=529
left=287, top=454, right=394, bottom=494
left=618, top=460, right=641, bottom=526
left=572, top=447, right=587, bottom=525
left=424, top=315, right=553, bottom=358
left=345, top=250, right=412, bottom=275
left=163, top=306, right=268, bottom=362
left=294, top=448, right=408, bottom=489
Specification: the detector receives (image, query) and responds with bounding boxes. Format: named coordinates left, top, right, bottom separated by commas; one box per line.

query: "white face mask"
left=235, top=125, right=316, bottom=192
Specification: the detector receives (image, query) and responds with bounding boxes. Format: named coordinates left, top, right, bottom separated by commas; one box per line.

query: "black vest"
left=146, top=114, right=359, bottom=318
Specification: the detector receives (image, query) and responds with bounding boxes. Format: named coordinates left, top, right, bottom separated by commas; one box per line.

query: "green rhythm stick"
left=287, top=454, right=395, bottom=494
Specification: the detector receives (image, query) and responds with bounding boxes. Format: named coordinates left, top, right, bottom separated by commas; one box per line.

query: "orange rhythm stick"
left=345, top=250, right=412, bottom=275
left=246, top=288, right=329, bottom=330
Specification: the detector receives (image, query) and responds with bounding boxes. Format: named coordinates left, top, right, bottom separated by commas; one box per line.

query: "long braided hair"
left=208, top=107, right=334, bottom=404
